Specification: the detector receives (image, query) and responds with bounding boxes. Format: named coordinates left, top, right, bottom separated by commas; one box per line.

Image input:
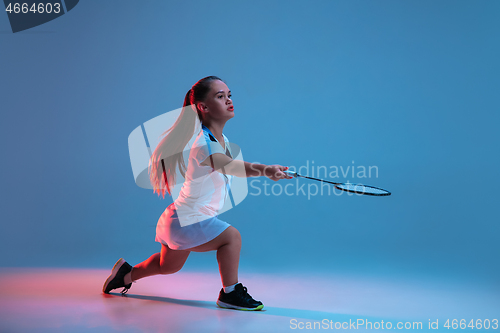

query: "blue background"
left=1, top=0, right=498, bottom=285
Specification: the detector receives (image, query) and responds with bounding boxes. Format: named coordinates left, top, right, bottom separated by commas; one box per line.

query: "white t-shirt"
left=173, top=123, right=234, bottom=227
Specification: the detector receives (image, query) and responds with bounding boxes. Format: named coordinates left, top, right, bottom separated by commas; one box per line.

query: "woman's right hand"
left=264, top=165, right=294, bottom=181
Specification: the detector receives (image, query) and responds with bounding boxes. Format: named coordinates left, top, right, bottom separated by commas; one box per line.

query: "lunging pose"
left=103, top=76, right=291, bottom=311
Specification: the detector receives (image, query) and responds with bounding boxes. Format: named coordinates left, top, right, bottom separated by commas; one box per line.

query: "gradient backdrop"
left=1, top=1, right=499, bottom=287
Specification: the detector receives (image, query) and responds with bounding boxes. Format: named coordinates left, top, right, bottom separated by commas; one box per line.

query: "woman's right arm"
left=201, top=153, right=291, bottom=180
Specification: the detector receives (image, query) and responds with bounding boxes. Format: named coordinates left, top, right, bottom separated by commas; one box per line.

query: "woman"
left=103, top=76, right=291, bottom=311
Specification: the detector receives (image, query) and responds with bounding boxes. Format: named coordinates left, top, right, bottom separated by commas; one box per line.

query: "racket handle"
left=284, top=170, right=297, bottom=178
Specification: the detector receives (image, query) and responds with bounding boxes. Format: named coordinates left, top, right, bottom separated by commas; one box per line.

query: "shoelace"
left=237, top=286, right=255, bottom=302
left=120, top=281, right=135, bottom=295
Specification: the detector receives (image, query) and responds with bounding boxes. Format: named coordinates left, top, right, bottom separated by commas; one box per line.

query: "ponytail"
left=148, top=75, right=224, bottom=198
left=149, top=90, right=197, bottom=198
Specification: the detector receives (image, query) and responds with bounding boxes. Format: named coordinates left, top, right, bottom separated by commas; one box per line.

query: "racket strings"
left=335, top=183, right=390, bottom=195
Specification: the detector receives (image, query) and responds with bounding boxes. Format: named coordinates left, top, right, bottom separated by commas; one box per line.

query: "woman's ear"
left=197, top=102, right=208, bottom=114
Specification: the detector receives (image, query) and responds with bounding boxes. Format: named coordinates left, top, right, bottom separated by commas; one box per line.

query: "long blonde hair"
left=148, top=76, right=224, bottom=198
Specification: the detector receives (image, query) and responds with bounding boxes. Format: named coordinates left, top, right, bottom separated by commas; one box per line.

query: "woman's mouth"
left=228, top=106, right=234, bottom=111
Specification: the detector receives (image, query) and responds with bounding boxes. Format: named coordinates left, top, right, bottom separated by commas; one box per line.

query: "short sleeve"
left=193, top=133, right=226, bottom=166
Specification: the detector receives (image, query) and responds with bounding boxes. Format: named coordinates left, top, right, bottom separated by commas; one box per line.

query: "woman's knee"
left=227, top=226, right=242, bottom=248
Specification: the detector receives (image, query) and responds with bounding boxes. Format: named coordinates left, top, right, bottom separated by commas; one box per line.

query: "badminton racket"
left=284, top=170, right=391, bottom=196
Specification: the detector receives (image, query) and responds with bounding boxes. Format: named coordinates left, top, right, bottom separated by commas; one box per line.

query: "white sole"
left=102, top=258, right=126, bottom=293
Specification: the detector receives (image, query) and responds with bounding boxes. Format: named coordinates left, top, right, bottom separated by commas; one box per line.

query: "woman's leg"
left=131, top=244, right=191, bottom=281
left=188, top=226, right=241, bottom=287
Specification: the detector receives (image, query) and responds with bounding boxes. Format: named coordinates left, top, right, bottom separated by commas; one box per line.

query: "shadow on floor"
left=105, top=292, right=377, bottom=322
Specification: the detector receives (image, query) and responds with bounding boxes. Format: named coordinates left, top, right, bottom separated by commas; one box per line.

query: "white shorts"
left=155, top=203, right=231, bottom=250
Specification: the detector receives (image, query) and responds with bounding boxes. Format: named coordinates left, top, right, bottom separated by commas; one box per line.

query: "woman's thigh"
left=160, top=243, right=190, bottom=273
left=187, top=226, right=241, bottom=253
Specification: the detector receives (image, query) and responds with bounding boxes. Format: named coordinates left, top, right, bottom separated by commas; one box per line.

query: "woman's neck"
left=203, top=120, right=226, bottom=142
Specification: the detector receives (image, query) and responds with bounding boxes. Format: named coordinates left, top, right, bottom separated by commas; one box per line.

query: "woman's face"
left=198, top=80, right=234, bottom=122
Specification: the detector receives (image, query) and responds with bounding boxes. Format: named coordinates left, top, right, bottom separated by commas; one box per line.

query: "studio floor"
left=0, top=267, right=498, bottom=332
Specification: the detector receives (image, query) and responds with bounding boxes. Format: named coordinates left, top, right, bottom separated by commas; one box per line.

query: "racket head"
left=334, top=183, right=391, bottom=196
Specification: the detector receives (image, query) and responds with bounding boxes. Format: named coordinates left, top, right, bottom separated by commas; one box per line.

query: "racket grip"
left=283, top=170, right=297, bottom=178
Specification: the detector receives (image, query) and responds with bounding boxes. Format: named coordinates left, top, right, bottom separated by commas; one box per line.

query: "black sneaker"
left=216, top=283, right=264, bottom=311
left=102, top=258, right=133, bottom=295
